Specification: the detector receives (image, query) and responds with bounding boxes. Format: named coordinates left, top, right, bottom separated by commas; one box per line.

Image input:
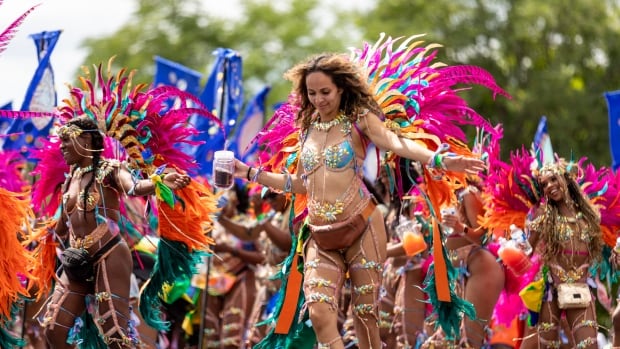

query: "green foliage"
left=78, top=0, right=620, bottom=165
left=356, top=0, right=620, bottom=166
left=79, top=0, right=357, bottom=118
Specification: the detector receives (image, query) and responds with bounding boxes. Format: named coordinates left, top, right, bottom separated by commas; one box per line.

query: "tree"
left=356, top=0, right=620, bottom=166
left=78, top=0, right=620, bottom=165
left=78, top=0, right=359, bottom=116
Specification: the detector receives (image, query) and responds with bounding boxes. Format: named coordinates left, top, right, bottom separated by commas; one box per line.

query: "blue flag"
left=532, top=116, right=554, bottom=165
left=2, top=30, right=60, bottom=153
left=229, top=86, right=271, bottom=164
left=191, top=48, right=244, bottom=176
left=605, top=91, right=620, bottom=172
left=153, top=56, right=202, bottom=96
left=0, top=102, right=13, bottom=145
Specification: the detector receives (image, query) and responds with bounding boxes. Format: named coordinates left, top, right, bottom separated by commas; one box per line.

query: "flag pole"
left=198, top=55, right=228, bottom=349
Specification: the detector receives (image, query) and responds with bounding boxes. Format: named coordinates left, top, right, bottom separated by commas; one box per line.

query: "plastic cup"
left=498, top=244, right=532, bottom=276
left=395, top=220, right=427, bottom=256
left=213, top=150, right=235, bottom=189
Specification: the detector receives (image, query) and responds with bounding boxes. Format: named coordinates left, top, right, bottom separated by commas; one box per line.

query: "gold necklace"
left=73, top=165, right=94, bottom=179
left=312, top=113, right=347, bottom=132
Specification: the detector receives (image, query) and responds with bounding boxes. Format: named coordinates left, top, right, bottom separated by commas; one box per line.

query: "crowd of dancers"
left=2, top=5, right=620, bottom=349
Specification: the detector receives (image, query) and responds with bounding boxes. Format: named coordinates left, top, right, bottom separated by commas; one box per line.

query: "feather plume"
left=0, top=150, right=29, bottom=193
left=480, top=147, right=539, bottom=234
left=23, top=221, right=58, bottom=300
left=30, top=138, right=68, bottom=217
left=0, top=188, right=35, bottom=318
left=0, top=3, right=39, bottom=56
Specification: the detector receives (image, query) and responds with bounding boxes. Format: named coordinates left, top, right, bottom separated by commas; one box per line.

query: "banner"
left=2, top=30, right=60, bottom=153
left=191, top=48, right=244, bottom=176
left=532, top=116, right=554, bottom=165
left=229, top=86, right=270, bottom=164
left=605, top=91, right=620, bottom=171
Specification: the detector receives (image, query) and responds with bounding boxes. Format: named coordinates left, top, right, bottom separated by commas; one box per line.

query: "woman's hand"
left=213, top=242, right=233, bottom=254
left=442, top=155, right=486, bottom=174
left=441, top=210, right=464, bottom=234
left=163, top=172, right=191, bottom=190
left=234, top=159, right=251, bottom=180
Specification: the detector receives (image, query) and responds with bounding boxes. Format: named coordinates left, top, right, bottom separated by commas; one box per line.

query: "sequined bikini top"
left=300, top=117, right=357, bottom=175
left=62, top=159, right=120, bottom=214
left=300, top=139, right=355, bottom=174
left=528, top=211, right=592, bottom=243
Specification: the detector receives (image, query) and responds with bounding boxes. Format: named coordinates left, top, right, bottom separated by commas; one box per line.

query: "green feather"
left=0, top=299, right=26, bottom=348
left=155, top=181, right=175, bottom=208
left=139, top=238, right=206, bottom=330
left=423, top=244, right=476, bottom=339
left=255, top=217, right=316, bottom=349
left=75, top=311, right=108, bottom=349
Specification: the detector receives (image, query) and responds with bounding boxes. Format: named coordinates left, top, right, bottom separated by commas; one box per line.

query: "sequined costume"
left=41, top=160, right=141, bottom=347
left=299, top=113, right=387, bottom=348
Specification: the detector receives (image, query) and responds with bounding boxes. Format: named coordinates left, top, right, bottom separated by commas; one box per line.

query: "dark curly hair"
left=536, top=168, right=603, bottom=265
left=284, top=53, right=382, bottom=133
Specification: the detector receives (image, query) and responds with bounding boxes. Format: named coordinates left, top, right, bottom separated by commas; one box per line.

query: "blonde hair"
left=284, top=53, right=382, bottom=133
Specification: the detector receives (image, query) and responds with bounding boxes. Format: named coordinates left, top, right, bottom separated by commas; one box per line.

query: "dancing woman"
left=233, top=53, right=485, bottom=349
left=41, top=116, right=191, bottom=348
left=526, top=161, right=603, bottom=349
left=2, top=62, right=220, bottom=348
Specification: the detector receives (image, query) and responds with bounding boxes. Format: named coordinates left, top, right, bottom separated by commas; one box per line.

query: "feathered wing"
left=140, top=180, right=217, bottom=329
left=250, top=97, right=308, bottom=220
left=480, top=147, right=540, bottom=235
left=352, top=34, right=509, bottom=335
left=578, top=160, right=620, bottom=248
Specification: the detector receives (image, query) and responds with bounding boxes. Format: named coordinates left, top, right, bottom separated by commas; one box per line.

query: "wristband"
left=246, top=167, right=253, bottom=181
left=426, top=143, right=449, bottom=170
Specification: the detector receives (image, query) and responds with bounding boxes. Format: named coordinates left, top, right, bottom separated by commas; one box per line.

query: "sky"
left=0, top=0, right=247, bottom=108
left=0, top=0, right=372, bottom=109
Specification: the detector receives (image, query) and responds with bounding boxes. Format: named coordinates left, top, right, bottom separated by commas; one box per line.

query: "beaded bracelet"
left=251, top=166, right=263, bottom=182
left=426, top=143, right=450, bottom=170
left=283, top=173, right=292, bottom=193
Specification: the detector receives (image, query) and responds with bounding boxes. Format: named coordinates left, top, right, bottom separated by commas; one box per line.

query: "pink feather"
left=30, top=138, right=68, bottom=217
left=0, top=3, right=39, bottom=56
left=0, top=150, right=29, bottom=192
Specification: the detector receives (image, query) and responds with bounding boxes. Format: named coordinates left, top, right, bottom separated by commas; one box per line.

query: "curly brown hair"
left=283, top=53, right=382, bottom=133
left=536, top=170, right=603, bottom=265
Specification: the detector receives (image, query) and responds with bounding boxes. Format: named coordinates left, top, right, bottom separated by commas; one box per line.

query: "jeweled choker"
left=312, top=113, right=347, bottom=132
